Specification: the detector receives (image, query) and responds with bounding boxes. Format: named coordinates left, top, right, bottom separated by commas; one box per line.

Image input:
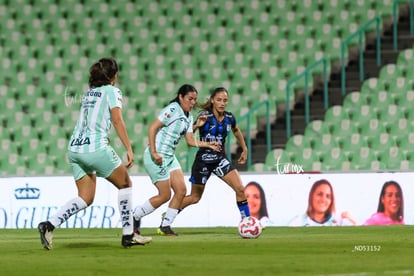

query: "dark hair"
left=170, top=84, right=198, bottom=104
left=245, top=181, right=269, bottom=219
left=89, top=57, right=119, bottom=88
left=306, top=179, right=335, bottom=220
left=377, top=181, right=404, bottom=220
left=198, top=87, right=228, bottom=110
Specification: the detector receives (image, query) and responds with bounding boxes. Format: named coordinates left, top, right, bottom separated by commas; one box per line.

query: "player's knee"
left=174, top=187, right=187, bottom=198
left=191, top=196, right=201, bottom=204
left=159, top=191, right=172, bottom=203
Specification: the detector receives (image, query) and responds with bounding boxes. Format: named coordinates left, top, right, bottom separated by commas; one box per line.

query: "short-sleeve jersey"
left=155, top=101, right=193, bottom=157
left=197, top=110, right=236, bottom=154
left=68, top=85, right=122, bottom=153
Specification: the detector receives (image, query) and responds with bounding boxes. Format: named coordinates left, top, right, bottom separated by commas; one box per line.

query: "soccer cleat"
left=38, top=221, right=54, bottom=250
left=157, top=226, right=178, bottom=236
left=122, top=233, right=152, bottom=248
left=133, top=217, right=141, bottom=235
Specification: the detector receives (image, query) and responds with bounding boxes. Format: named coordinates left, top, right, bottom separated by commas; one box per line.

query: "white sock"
left=49, top=197, right=87, bottom=227
left=118, top=187, right=133, bottom=235
left=161, top=208, right=178, bottom=227
left=133, top=200, right=156, bottom=220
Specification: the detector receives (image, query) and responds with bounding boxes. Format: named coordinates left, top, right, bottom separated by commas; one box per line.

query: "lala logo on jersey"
left=164, top=112, right=170, bottom=118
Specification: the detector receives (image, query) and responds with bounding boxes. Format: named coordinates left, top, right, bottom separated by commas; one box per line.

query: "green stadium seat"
left=368, top=132, right=397, bottom=158
left=360, top=118, right=387, bottom=143
left=304, top=120, right=330, bottom=147
left=386, top=76, right=413, bottom=95
left=248, top=162, right=266, bottom=172
left=312, top=134, right=339, bottom=158
left=394, top=90, right=414, bottom=114
left=378, top=146, right=405, bottom=170
left=331, top=119, right=358, bottom=142
left=388, top=117, right=410, bottom=140
left=360, top=78, right=386, bottom=100
left=349, top=146, right=377, bottom=171
left=292, top=148, right=321, bottom=172
left=342, top=91, right=368, bottom=117
left=378, top=64, right=402, bottom=83
left=340, top=133, right=368, bottom=158
left=285, top=134, right=312, bottom=154
left=320, top=147, right=349, bottom=171
left=396, top=132, right=414, bottom=157
left=379, top=104, right=405, bottom=131
left=396, top=48, right=414, bottom=69
left=351, top=105, right=377, bottom=130
left=368, top=91, right=395, bottom=114
left=323, top=105, right=350, bottom=133
left=264, top=148, right=292, bottom=171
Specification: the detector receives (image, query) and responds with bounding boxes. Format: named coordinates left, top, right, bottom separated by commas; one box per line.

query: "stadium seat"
left=351, top=105, right=377, bottom=130
left=396, top=132, right=414, bottom=156
left=248, top=162, right=266, bottom=172
left=342, top=91, right=368, bottom=118
left=388, top=118, right=410, bottom=141
left=284, top=134, right=312, bottom=155
left=359, top=118, right=387, bottom=144
left=340, top=133, right=368, bottom=158
left=330, top=119, right=359, bottom=142
left=291, top=148, right=320, bottom=172
left=349, top=147, right=377, bottom=171
left=386, top=77, right=413, bottom=97
left=394, top=90, right=414, bottom=114
left=396, top=48, right=414, bottom=69
left=312, top=134, right=339, bottom=158
left=368, top=91, right=395, bottom=115
left=378, top=104, right=405, bottom=131
left=320, top=147, right=348, bottom=171
left=368, top=133, right=397, bottom=158
left=379, top=146, right=405, bottom=170
left=303, top=120, right=330, bottom=147
left=323, top=105, right=350, bottom=133
left=360, top=78, right=386, bottom=101
left=264, top=148, right=292, bottom=171
left=378, top=64, right=402, bottom=83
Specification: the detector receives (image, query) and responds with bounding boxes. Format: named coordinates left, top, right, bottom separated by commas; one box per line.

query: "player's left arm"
left=232, top=125, right=247, bottom=164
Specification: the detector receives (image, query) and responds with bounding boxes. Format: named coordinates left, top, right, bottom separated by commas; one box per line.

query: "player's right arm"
left=148, top=118, right=164, bottom=165
left=112, top=107, right=134, bottom=168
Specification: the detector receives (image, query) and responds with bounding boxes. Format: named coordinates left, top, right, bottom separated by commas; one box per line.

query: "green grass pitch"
left=0, top=226, right=413, bottom=276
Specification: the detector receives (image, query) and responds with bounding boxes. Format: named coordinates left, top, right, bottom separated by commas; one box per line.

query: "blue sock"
left=237, top=200, right=250, bottom=218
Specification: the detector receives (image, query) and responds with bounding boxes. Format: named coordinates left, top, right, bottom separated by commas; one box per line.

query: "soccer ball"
left=238, top=216, right=262, bottom=239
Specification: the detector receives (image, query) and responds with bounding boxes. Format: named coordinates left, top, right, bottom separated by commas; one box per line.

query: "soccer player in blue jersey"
left=176, top=87, right=250, bottom=223
left=132, top=84, right=221, bottom=236
left=37, top=57, right=152, bottom=249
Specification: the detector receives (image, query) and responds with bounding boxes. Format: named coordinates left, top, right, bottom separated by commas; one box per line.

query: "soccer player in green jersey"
left=133, top=84, right=220, bottom=236
left=38, top=57, right=152, bottom=249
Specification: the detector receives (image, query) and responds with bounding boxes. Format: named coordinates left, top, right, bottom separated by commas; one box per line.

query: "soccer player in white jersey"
left=37, top=57, right=152, bottom=249
left=132, top=84, right=221, bottom=236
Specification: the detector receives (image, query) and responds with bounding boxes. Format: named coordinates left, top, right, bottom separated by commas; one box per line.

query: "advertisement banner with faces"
left=0, top=172, right=412, bottom=228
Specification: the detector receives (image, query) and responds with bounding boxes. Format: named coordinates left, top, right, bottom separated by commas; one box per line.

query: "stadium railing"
left=285, top=58, right=329, bottom=138
left=225, top=99, right=271, bottom=169
left=340, top=17, right=382, bottom=96
left=393, top=0, right=414, bottom=51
